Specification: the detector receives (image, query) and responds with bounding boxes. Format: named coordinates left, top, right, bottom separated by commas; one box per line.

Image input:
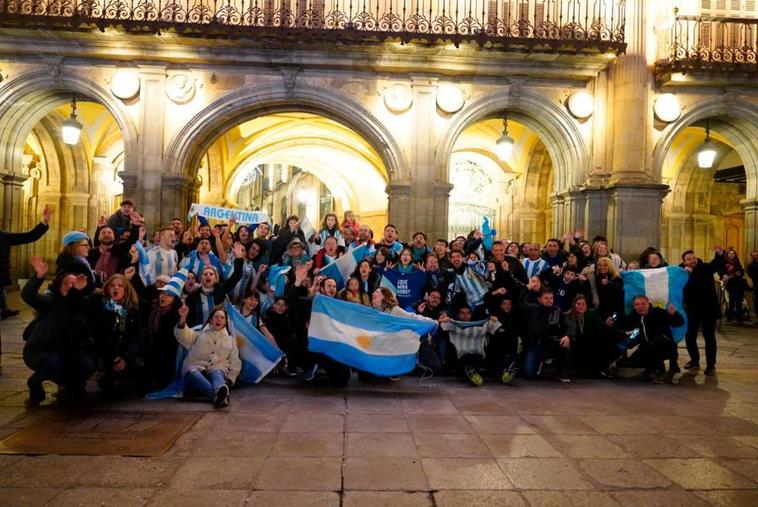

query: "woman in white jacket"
left=175, top=303, right=242, bottom=408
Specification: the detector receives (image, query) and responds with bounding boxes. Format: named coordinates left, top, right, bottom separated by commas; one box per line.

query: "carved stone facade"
left=0, top=0, right=757, bottom=283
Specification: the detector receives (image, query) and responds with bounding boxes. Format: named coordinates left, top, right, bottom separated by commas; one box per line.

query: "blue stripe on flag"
left=225, top=302, right=284, bottom=383
left=308, top=336, right=418, bottom=377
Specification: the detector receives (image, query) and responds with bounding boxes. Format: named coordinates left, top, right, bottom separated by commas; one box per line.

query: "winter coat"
left=680, top=253, right=724, bottom=319
left=85, top=296, right=143, bottom=367
left=21, top=274, right=91, bottom=370
left=0, top=222, right=48, bottom=287
left=174, top=324, right=241, bottom=382
left=518, top=290, right=566, bottom=346
left=625, top=306, right=684, bottom=344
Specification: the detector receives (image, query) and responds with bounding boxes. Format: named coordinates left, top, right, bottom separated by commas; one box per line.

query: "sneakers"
left=213, top=384, right=230, bottom=408
left=684, top=361, right=700, bottom=371
left=464, top=367, right=484, bottom=386
left=27, top=378, right=46, bottom=405
left=281, top=363, right=298, bottom=377
left=500, top=362, right=516, bottom=385
left=304, top=363, right=319, bottom=382
left=557, top=374, right=572, bottom=383
left=704, top=365, right=716, bottom=376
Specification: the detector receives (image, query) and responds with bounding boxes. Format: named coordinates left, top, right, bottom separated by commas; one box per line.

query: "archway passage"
left=448, top=117, right=554, bottom=243
left=195, top=112, right=389, bottom=234
left=15, top=100, right=125, bottom=274
left=661, top=122, right=748, bottom=263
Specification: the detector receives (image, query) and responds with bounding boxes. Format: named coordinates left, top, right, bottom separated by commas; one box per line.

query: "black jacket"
left=21, top=274, right=92, bottom=370
left=680, top=253, right=724, bottom=319
left=625, top=306, right=684, bottom=345
left=518, top=290, right=566, bottom=346
left=0, top=221, right=48, bottom=287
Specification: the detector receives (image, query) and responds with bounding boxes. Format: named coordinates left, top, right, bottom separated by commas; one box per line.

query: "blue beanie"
left=63, top=231, right=89, bottom=246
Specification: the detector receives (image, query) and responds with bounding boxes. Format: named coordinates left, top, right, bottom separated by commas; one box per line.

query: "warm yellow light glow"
left=110, top=70, right=140, bottom=100
left=567, top=91, right=595, bottom=119
left=654, top=93, right=682, bottom=123
left=383, top=83, right=412, bottom=113
left=436, top=84, right=465, bottom=113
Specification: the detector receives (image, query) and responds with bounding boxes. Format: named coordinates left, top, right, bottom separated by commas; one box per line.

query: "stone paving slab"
left=1, top=293, right=758, bottom=505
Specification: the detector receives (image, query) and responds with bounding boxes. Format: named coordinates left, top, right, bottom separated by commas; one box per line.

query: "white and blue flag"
left=318, top=244, right=369, bottom=290
left=622, top=266, right=689, bottom=342
left=267, top=264, right=291, bottom=297
left=225, top=302, right=284, bottom=382
left=308, top=295, right=437, bottom=376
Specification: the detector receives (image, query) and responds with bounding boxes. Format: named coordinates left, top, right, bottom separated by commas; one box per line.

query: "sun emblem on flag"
left=355, top=334, right=373, bottom=349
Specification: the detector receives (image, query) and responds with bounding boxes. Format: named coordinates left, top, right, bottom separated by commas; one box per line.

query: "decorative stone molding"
left=166, top=74, right=196, bottom=104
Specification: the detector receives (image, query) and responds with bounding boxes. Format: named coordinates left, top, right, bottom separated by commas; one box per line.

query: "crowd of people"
left=1, top=199, right=757, bottom=408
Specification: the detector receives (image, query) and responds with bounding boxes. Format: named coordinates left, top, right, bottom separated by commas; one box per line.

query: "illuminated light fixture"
left=567, top=90, right=595, bottom=119
left=495, top=116, right=515, bottom=162
left=61, top=95, right=82, bottom=146
left=110, top=69, right=140, bottom=100
left=383, top=83, right=412, bottom=113
left=654, top=93, right=682, bottom=123
left=436, top=84, right=465, bottom=113
left=697, top=120, right=717, bottom=170
left=297, top=189, right=314, bottom=206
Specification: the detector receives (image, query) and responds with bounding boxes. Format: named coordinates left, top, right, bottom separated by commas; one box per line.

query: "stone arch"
left=164, top=83, right=405, bottom=183
left=652, top=96, right=758, bottom=200
left=654, top=96, right=758, bottom=259
left=436, top=89, right=590, bottom=192
left=0, top=68, right=138, bottom=179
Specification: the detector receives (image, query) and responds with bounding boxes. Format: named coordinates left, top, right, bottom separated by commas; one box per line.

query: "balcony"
left=0, top=0, right=626, bottom=54
left=655, top=14, right=758, bottom=86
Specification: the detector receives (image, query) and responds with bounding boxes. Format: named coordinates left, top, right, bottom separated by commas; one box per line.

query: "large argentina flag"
left=225, top=302, right=284, bottom=382
left=308, top=295, right=437, bottom=376
left=622, top=266, right=689, bottom=342
left=318, top=244, right=369, bottom=290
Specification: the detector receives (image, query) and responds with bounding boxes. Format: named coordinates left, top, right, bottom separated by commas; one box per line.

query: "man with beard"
left=89, top=211, right=142, bottom=286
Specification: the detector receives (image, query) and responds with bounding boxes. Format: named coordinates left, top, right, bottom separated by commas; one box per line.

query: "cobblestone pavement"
left=1, top=291, right=757, bottom=506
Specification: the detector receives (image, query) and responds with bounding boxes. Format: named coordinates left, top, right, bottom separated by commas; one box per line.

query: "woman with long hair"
left=564, top=294, right=622, bottom=377
left=590, top=257, right=625, bottom=325
left=351, top=259, right=379, bottom=294
left=175, top=304, right=241, bottom=408
left=87, top=272, right=143, bottom=393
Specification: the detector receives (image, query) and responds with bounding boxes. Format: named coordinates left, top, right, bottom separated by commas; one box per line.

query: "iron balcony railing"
left=657, top=14, right=758, bottom=74
left=0, top=0, right=626, bottom=52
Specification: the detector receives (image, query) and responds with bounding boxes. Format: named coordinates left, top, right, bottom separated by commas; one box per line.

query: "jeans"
left=184, top=368, right=227, bottom=400
left=29, top=352, right=97, bottom=390
left=684, top=312, right=717, bottom=367
left=522, top=342, right=570, bottom=380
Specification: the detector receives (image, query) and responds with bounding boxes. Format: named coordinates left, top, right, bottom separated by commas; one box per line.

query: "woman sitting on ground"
left=175, top=304, right=241, bottom=408
left=564, top=294, right=623, bottom=378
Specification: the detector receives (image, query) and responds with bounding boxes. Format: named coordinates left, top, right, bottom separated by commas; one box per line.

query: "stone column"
left=431, top=182, right=453, bottom=241
left=386, top=181, right=412, bottom=238
left=582, top=186, right=610, bottom=241
left=405, top=77, right=443, bottom=240
left=742, top=198, right=758, bottom=257
left=0, top=172, right=30, bottom=283
left=610, top=0, right=652, bottom=182
left=161, top=173, right=200, bottom=225
left=132, top=65, right=167, bottom=226
left=606, top=183, right=669, bottom=261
